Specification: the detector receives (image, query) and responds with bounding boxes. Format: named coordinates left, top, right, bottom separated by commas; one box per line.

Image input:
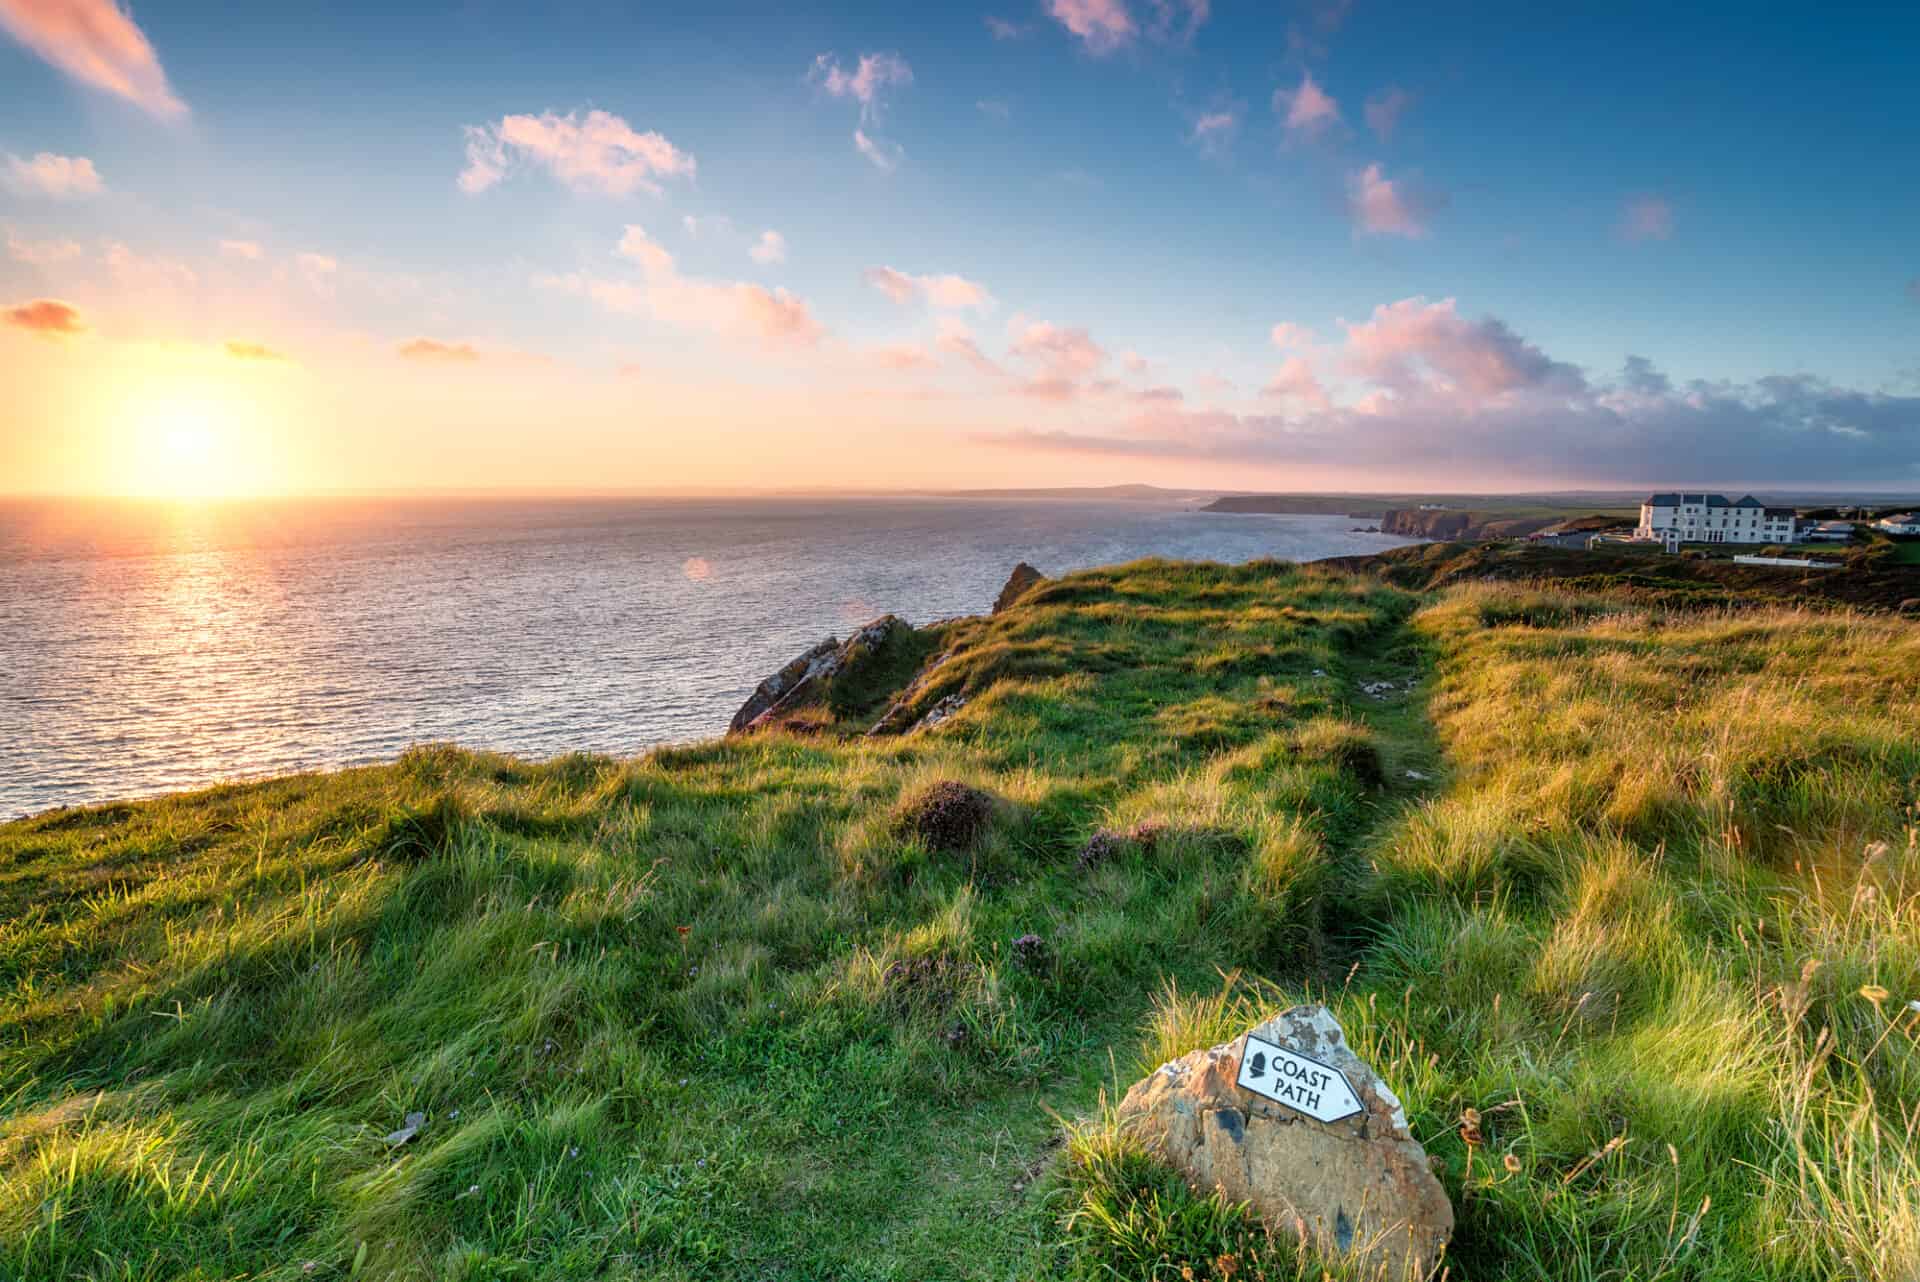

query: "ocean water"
left=1, top=496, right=1417, bottom=816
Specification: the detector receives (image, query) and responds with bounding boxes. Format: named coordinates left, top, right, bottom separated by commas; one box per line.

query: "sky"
left=1, top=0, right=1917, bottom=497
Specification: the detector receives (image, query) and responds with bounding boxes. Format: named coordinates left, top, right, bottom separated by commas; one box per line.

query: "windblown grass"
left=5, top=566, right=1917, bottom=1280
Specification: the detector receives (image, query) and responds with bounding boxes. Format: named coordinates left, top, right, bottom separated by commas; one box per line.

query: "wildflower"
left=676, top=925, right=691, bottom=937
left=1214, top=1254, right=1241, bottom=1278
left=1459, top=1108, right=1484, bottom=1147
left=1861, top=984, right=1890, bottom=1006
left=1503, top=1153, right=1522, bottom=1173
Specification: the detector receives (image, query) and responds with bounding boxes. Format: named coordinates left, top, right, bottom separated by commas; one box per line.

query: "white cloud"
left=4, top=151, right=102, bottom=197
left=542, top=224, right=824, bottom=347
left=864, top=266, right=993, bottom=310
left=5, top=227, right=83, bottom=264
left=810, top=51, right=912, bottom=121
left=749, top=230, right=787, bottom=265
left=460, top=109, right=695, bottom=196
left=296, top=251, right=338, bottom=295
left=853, top=129, right=903, bottom=171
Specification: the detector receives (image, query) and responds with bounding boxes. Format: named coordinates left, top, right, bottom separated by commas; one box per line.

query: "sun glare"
left=119, top=379, right=276, bottom=498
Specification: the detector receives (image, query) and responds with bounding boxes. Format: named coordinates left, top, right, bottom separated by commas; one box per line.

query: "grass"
left=3, top=561, right=1918, bottom=1280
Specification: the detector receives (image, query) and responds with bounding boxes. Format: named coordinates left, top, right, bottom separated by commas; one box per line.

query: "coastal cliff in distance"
left=1373, top=508, right=1557, bottom=540
left=1200, top=494, right=1558, bottom=540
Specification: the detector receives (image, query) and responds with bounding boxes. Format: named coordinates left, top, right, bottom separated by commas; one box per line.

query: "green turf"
left=3, top=561, right=1917, bottom=1281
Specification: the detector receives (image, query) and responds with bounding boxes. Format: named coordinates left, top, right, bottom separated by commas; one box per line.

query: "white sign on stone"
left=1235, top=1033, right=1364, bottom=1123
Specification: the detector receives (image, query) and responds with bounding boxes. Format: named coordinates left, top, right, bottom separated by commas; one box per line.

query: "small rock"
left=384, top=1111, right=426, bottom=1147
left=1117, top=1004, right=1452, bottom=1280
left=1358, top=680, right=1400, bottom=697
left=993, top=562, right=1047, bottom=613
left=1404, top=769, right=1430, bottom=782
left=910, top=692, right=968, bottom=734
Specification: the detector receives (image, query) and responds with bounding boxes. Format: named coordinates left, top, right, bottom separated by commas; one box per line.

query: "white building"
left=1876, top=512, right=1920, bottom=535
left=1801, top=520, right=1856, bottom=542
left=1637, top=493, right=1799, bottom=545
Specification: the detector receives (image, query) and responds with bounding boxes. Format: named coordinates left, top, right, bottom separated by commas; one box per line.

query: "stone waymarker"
left=1117, top=1004, right=1452, bottom=1280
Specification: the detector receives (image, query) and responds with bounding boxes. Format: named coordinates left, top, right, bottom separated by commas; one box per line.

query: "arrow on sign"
left=1235, top=1033, right=1364, bottom=1124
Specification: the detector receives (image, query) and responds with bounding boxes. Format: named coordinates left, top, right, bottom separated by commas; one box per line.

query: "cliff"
left=1375, top=508, right=1558, bottom=539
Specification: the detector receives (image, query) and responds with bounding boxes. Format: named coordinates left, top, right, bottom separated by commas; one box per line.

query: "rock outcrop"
left=993, top=562, right=1047, bottom=613
left=729, top=616, right=911, bottom=734
left=1376, top=509, right=1556, bottom=541
left=1117, top=1005, right=1452, bottom=1280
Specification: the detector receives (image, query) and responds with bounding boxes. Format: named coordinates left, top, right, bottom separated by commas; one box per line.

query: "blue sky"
left=2, top=0, right=1917, bottom=494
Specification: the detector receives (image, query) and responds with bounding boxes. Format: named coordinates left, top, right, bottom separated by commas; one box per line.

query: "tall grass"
left=4, top=568, right=1916, bottom=1279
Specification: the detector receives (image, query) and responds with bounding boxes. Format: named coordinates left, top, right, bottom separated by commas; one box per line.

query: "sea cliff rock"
left=993, top=562, right=1047, bottom=613
left=1117, top=1004, right=1452, bottom=1280
left=729, top=616, right=911, bottom=733
left=1376, top=509, right=1556, bottom=541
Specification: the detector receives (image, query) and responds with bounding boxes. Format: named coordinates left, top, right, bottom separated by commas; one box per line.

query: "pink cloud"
left=0, top=0, right=185, bottom=118
left=1342, top=296, right=1582, bottom=405
left=935, top=317, right=1003, bottom=376
left=984, top=15, right=1027, bottom=39
left=4, top=296, right=84, bottom=335
left=865, top=266, right=992, bottom=309
left=1048, top=0, right=1135, bottom=54
left=219, top=239, right=263, bottom=260
left=1262, top=355, right=1331, bottom=410
left=749, top=230, right=787, bottom=265
left=1010, top=319, right=1106, bottom=379
left=810, top=51, right=912, bottom=117
left=1021, top=375, right=1080, bottom=402
left=1277, top=73, right=1340, bottom=138
left=1146, top=0, right=1210, bottom=44
left=616, top=224, right=677, bottom=277
left=1269, top=322, right=1315, bottom=350
left=1348, top=163, right=1435, bottom=237
left=1620, top=195, right=1674, bottom=242
left=1188, top=109, right=1238, bottom=155
left=547, top=227, right=825, bottom=347
left=811, top=52, right=912, bottom=169
left=4, top=151, right=102, bottom=197
left=224, top=340, right=289, bottom=362
left=852, top=129, right=903, bottom=171
left=104, top=241, right=195, bottom=290
left=5, top=228, right=82, bottom=264
left=398, top=338, right=482, bottom=363
left=295, top=251, right=336, bottom=295
left=870, top=343, right=935, bottom=370
left=460, top=110, right=694, bottom=196
left=1363, top=87, right=1411, bottom=141
left=1122, top=350, right=1149, bottom=374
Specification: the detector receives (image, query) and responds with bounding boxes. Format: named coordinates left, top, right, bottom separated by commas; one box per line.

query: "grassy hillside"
left=3, top=562, right=1918, bottom=1281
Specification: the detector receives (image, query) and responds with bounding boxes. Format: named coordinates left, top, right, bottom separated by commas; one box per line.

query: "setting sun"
left=101, top=365, right=286, bottom=498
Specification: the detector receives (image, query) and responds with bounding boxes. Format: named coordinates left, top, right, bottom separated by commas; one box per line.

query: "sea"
left=1, top=496, right=1419, bottom=817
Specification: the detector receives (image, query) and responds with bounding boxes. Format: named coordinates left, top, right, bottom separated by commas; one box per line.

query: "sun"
left=122, top=383, right=272, bottom=498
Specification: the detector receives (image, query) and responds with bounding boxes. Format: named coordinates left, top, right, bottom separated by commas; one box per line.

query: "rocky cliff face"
left=1377, top=509, right=1557, bottom=540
